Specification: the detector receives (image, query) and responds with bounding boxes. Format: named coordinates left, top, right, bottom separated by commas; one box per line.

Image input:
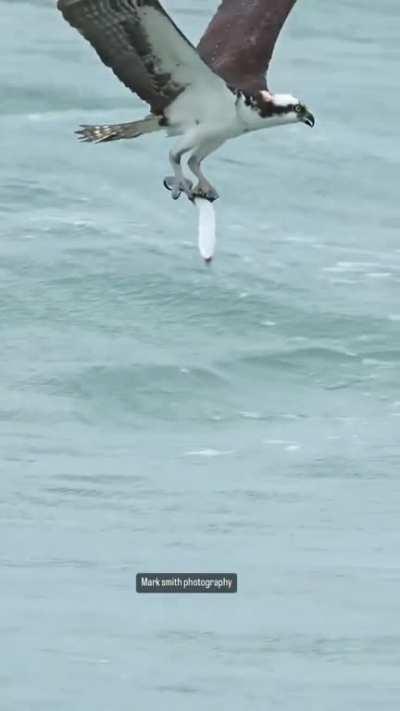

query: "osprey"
left=58, top=0, right=315, bottom=203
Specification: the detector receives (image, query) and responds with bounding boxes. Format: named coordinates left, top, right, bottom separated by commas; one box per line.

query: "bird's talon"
left=163, top=176, right=175, bottom=192
left=191, top=186, right=219, bottom=203
left=163, top=176, right=193, bottom=200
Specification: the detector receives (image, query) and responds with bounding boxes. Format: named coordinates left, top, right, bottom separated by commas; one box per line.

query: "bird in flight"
left=58, top=0, right=315, bottom=204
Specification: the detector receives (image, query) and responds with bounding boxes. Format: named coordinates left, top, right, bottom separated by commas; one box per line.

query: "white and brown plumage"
left=57, top=0, right=315, bottom=202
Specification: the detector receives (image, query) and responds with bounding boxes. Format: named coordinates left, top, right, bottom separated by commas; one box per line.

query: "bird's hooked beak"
left=303, top=110, right=315, bottom=128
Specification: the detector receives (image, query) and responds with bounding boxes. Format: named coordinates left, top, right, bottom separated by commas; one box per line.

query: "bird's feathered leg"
left=164, top=146, right=194, bottom=200
left=187, top=139, right=224, bottom=202
left=163, top=128, right=212, bottom=201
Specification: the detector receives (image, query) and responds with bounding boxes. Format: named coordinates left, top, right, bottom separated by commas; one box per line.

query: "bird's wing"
left=57, top=0, right=225, bottom=114
left=197, top=0, right=298, bottom=93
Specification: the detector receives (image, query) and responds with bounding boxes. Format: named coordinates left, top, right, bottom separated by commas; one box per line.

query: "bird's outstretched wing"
left=197, top=0, right=298, bottom=93
left=57, top=0, right=224, bottom=114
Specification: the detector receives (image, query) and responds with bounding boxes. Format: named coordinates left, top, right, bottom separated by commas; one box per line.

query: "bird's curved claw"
left=163, top=176, right=193, bottom=201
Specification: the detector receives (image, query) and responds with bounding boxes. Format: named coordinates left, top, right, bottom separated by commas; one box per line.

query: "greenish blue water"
left=1, top=1, right=400, bottom=709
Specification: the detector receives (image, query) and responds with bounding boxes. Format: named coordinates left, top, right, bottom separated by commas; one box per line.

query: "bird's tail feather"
left=76, top=115, right=161, bottom=143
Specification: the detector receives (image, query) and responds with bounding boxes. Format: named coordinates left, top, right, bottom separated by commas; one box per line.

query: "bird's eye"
left=295, top=105, right=302, bottom=113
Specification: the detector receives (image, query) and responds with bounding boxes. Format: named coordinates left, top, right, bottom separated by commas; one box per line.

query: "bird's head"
left=258, top=91, right=315, bottom=128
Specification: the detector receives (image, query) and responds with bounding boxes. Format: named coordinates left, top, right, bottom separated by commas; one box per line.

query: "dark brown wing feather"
left=57, top=0, right=219, bottom=114
left=197, top=0, right=298, bottom=93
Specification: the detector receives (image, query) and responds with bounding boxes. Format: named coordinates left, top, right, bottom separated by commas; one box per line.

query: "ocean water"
left=1, top=0, right=400, bottom=708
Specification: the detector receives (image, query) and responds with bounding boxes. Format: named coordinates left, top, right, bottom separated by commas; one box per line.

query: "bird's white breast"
left=165, top=83, right=236, bottom=134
